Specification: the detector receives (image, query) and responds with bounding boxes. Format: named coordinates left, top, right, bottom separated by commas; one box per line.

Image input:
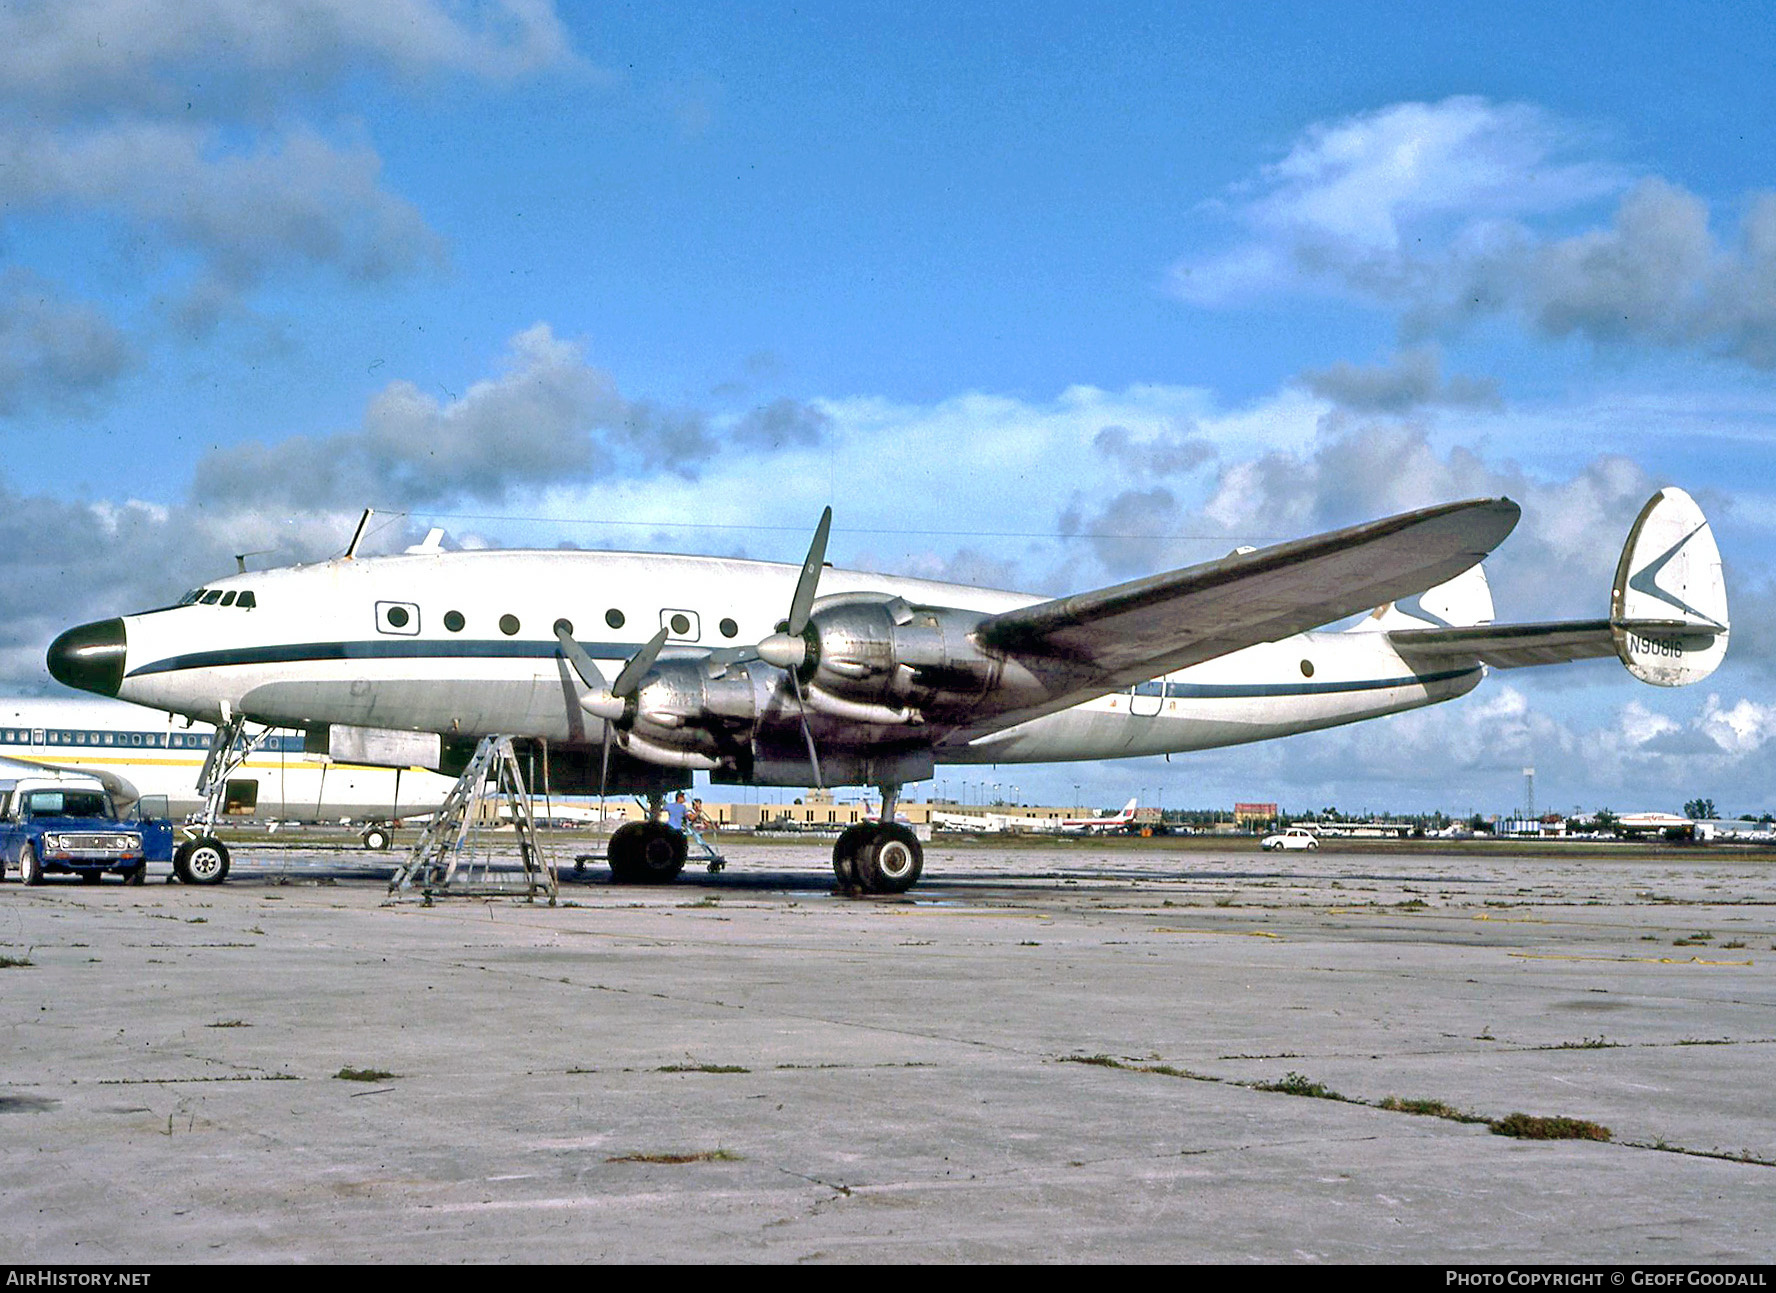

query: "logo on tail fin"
left=1627, top=522, right=1728, bottom=630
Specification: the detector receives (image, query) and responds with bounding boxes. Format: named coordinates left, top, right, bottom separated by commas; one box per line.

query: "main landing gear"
left=607, top=817, right=687, bottom=884
left=831, top=782, right=923, bottom=895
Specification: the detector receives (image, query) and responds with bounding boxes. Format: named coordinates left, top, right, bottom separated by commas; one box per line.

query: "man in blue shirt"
left=664, top=791, right=689, bottom=831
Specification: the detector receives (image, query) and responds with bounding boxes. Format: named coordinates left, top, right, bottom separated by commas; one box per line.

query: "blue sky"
left=4, top=1, right=1775, bottom=816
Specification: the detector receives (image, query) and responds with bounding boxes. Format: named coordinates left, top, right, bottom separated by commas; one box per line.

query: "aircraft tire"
left=362, top=826, right=392, bottom=851
left=174, top=837, right=231, bottom=885
left=608, top=822, right=685, bottom=884
left=854, top=824, right=922, bottom=895
left=607, top=822, right=641, bottom=882
left=18, top=844, right=42, bottom=886
left=636, top=822, right=687, bottom=883
left=832, top=824, right=872, bottom=888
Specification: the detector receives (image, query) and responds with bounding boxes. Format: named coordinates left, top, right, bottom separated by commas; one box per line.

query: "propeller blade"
left=787, top=668, right=823, bottom=790
left=757, top=508, right=834, bottom=671
left=613, top=626, right=671, bottom=698
left=599, top=720, right=613, bottom=799
left=786, top=506, right=832, bottom=636
left=553, top=623, right=606, bottom=690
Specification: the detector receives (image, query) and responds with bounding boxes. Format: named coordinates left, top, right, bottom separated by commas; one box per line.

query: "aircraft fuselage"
left=50, top=547, right=1480, bottom=776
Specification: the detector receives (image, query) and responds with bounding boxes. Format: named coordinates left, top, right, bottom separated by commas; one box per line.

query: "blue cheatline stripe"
left=125, top=638, right=648, bottom=678
left=128, top=640, right=1481, bottom=700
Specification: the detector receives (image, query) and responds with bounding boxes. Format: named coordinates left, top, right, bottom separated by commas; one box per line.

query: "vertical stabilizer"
left=1354, top=562, right=1496, bottom=632
left=1611, top=487, right=1728, bottom=686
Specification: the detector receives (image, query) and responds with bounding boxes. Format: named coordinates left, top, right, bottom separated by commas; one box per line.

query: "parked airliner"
left=46, top=487, right=1728, bottom=892
left=1056, top=796, right=1141, bottom=833
left=0, top=695, right=453, bottom=846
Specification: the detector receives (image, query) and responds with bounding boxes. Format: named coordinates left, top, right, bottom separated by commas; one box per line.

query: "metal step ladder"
left=387, top=735, right=557, bottom=904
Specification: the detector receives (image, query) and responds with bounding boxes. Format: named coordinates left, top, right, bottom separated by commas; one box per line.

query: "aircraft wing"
left=976, top=498, right=1521, bottom=689
left=0, top=752, right=144, bottom=810
left=1389, top=618, right=1724, bottom=670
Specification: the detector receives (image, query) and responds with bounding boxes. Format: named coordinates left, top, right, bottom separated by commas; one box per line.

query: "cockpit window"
left=172, top=587, right=256, bottom=611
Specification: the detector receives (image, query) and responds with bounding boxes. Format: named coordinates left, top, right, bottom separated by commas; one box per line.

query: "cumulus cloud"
left=1174, top=96, right=1776, bottom=369
left=1092, top=422, right=1218, bottom=474
left=0, top=2, right=576, bottom=411
left=1173, top=97, right=1620, bottom=305
left=1483, top=180, right=1776, bottom=367
left=0, top=483, right=404, bottom=686
left=0, top=121, right=443, bottom=296
left=1297, top=347, right=1499, bottom=413
left=193, top=324, right=721, bottom=509
left=1064, top=417, right=1657, bottom=627
left=0, top=270, right=134, bottom=414
left=730, top=397, right=831, bottom=450
left=0, top=1, right=574, bottom=117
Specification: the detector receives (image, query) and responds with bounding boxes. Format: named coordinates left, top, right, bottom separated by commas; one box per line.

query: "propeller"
left=553, top=506, right=834, bottom=792
left=754, top=507, right=831, bottom=788
left=556, top=622, right=670, bottom=794
left=756, top=506, right=831, bottom=673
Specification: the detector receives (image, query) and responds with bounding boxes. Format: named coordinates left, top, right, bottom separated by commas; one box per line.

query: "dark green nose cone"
left=47, top=618, right=126, bottom=696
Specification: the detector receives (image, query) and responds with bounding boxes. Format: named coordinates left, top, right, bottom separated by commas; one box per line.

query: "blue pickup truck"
left=0, top=772, right=176, bottom=885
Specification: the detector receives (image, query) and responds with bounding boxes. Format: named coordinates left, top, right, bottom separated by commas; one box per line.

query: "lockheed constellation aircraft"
left=46, top=487, right=1727, bottom=892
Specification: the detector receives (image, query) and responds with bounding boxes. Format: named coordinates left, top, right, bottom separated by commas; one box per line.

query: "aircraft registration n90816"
left=46, top=487, right=1728, bottom=893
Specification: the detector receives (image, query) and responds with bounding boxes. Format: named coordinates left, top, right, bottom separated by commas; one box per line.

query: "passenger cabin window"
left=660, top=609, right=700, bottom=641
left=376, top=601, right=420, bottom=636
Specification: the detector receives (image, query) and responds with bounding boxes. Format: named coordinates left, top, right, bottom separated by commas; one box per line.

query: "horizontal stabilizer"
left=1389, top=618, right=1719, bottom=670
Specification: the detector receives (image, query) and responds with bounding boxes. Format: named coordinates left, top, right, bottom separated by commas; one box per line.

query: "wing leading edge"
left=977, top=497, right=1522, bottom=688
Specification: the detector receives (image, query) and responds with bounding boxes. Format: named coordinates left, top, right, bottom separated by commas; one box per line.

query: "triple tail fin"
left=1386, top=486, right=1728, bottom=687
left=1610, top=486, right=1728, bottom=685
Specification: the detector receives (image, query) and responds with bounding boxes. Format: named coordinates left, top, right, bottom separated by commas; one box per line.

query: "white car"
left=1260, top=827, right=1319, bottom=851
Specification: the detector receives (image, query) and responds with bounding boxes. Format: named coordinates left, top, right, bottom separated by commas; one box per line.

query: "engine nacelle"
left=620, top=655, right=781, bottom=754
left=801, top=595, right=1047, bottom=717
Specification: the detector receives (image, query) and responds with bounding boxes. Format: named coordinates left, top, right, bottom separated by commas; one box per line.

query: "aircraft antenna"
left=343, top=508, right=374, bottom=560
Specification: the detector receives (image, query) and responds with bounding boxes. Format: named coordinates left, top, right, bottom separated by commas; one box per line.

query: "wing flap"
left=978, top=498, right=1521, bottom=685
